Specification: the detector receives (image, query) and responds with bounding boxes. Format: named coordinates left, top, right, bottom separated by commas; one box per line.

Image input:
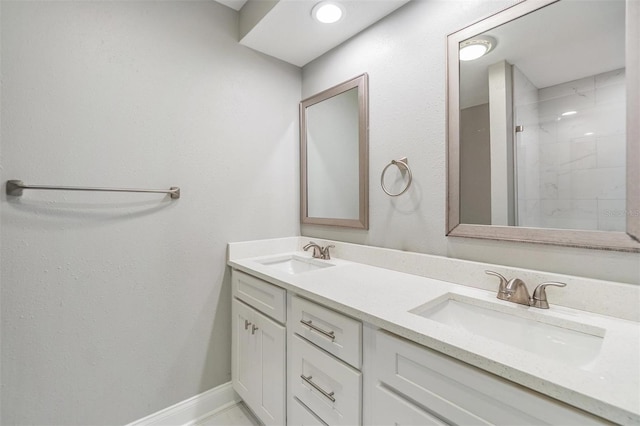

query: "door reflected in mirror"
left=300, top=74, right=369, bottom=229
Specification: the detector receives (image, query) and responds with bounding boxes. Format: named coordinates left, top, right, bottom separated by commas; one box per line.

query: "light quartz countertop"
left=228, top=251, right=640, bottom=425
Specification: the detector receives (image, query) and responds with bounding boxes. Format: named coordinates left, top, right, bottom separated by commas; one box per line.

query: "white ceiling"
left=460, top=0, right=626, bottom=108
left=215, top=0, right=410, bottom=67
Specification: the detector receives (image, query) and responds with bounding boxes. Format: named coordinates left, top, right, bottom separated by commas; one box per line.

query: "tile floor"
left=194, top=402, right=261, bottom=426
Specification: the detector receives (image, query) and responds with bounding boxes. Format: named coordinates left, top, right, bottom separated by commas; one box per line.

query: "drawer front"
left=291, top=335, right=362, bottom=426
left=371, top=330, right=609, bottom=426
left=290, top=397, right=328, bottom=426
left=370, top=382, right=448, bottom=426
left=292, top=296, right=362, bottom=368
left=232, top=270, right=286, bottom=323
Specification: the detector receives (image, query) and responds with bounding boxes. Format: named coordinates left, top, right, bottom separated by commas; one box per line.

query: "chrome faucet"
left=485, top=270, right=566, bottom=309
left=303, top=242, right=323, bottom=258
left=303, top=241, right=335, bottom=260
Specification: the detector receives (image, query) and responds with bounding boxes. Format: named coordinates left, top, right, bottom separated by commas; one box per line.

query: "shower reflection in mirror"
left=457, top=0, right=626, bottom=232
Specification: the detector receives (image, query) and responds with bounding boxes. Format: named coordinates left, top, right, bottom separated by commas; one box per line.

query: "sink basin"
left=258, top=255, right=334, bottom=275
left=411, top=293, right=605, bottom=369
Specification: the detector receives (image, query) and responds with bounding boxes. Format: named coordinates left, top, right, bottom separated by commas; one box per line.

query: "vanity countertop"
left=228, top=251, right=640, bottom=425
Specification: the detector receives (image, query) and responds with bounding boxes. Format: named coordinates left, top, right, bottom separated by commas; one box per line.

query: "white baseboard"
left=127, top=382, right=241, bottom=426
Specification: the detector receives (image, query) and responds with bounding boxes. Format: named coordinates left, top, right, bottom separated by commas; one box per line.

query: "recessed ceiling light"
left=562, top=111, right=577, bottom=116
left=459, top=36, right=496, bottom=61
left=584, top=132, right=594, bottom=136
left=312, top=1, right=344, bottom=24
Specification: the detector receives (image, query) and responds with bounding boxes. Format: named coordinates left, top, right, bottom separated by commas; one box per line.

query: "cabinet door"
left=232, top=298, right=257, bottom=405
left=254, top=308, right=286, bottom=426
left=366, top=328, right=609, bottom=426
left=233, top=298, right=286, bottom=426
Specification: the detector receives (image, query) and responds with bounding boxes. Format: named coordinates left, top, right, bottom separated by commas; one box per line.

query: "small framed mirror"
left=300, top=74, right=369, bottom=229
left=447, top=0, right=639, bottom=252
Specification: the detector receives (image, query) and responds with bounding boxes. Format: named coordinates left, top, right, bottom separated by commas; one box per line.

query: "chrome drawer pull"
left=301, top=375, right=335, bottom=402
left=300, top=320, right=335, bottom=341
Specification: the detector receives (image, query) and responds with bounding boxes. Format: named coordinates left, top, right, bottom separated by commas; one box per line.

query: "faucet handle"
left=531, top=281, right=566, bottom=309
left=321, top=245, right=335, bottom=260
left=303, top=241, right=322, bottom=258
left=485, top=270, right=508, bottom=295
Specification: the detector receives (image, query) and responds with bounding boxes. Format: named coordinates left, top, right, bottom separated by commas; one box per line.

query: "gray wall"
left=0, top=1, right=300, bottom=424
left=301, top=0, right=640, bottom=284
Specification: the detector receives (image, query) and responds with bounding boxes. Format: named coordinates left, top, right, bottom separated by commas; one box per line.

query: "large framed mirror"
left=300, top=74, right=369, bottom=229
left=447, top=0, right=639, bottom=252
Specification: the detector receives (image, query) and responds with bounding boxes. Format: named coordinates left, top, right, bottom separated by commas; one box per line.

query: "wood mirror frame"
left=300, top=74, right=369, bottom=229
left=446, top=0, right=639, bottom=252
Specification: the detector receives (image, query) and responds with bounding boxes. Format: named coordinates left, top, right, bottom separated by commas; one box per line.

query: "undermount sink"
left=257, top=255, right=334, bottom=275
left=411, top=293, right=605, bottom=369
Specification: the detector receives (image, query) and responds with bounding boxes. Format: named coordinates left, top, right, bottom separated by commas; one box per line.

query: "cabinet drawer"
left=232, top=270, right=286, bottom=323
left=292, top=296, right=362, bottom=368
left=371, top=329, right=608, bottom=425
left=370, top=382, right=447, bottom=426
left=291, top=335, right=361, bottom=426
left=290, top=397, right=328, bottom=426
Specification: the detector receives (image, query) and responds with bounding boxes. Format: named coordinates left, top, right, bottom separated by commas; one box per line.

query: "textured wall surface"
left=301, top=0, right=640, bottom=284
left=0, top=1, right=300, bottom=424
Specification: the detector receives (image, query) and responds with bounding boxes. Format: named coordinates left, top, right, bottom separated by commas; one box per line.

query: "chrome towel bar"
left=6, top=180, right=180, bottom=199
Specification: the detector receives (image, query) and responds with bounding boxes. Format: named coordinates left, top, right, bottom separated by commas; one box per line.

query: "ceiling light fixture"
left=562, top=111, right=577, bottom=116
left=459, top=36, right=496, bottom=61
left=312, top=1, right=345, bottom=24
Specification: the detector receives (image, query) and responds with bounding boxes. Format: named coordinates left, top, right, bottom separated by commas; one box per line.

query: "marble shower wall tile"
left=596, top=133, right=626, bottom=168
left=519, top=68, right=626, bottom=231
left=570, top=168, right=626, bottom=200
left=595, top=69, right=625, bottom=88
left=538, top=75, right=594, bottom=102
left=597, top=199, right=626, bottom=232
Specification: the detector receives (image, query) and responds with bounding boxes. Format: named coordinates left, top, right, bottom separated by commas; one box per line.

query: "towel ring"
left=381, top=157, right=412, bottom=197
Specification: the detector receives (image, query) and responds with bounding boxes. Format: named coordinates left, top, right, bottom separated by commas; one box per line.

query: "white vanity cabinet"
left=363, top=327, right=610, bottom=426
left=288, top=295, right=363, bottom=426
left=231, top=270, right=286, bottom=426
left=229, top=260, right=623, bottom=425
